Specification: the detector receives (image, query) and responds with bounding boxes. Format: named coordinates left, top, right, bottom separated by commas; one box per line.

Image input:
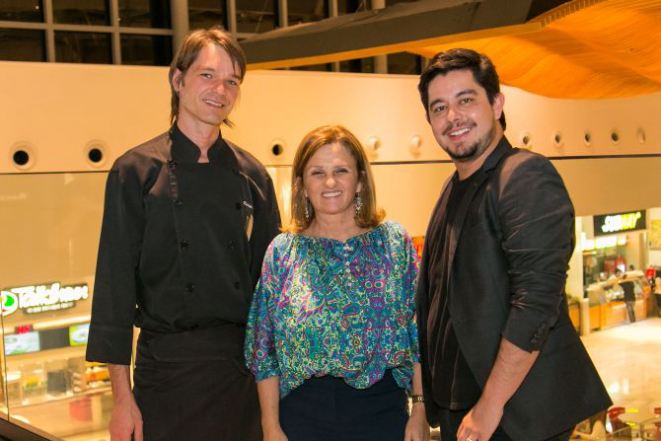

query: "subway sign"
left=1, top=283, right=89, bottom=316
left=593, top=210, right=646, bottom=237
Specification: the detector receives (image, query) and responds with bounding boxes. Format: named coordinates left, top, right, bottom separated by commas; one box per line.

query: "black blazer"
left=417, top=137, right=611, bottom=440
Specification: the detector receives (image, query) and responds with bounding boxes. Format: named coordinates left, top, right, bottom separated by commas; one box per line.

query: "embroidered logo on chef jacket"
left=242, top=201, right=253, bottom=240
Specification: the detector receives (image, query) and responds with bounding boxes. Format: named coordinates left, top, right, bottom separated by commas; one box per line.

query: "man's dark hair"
left=418, top=48, right=506, bottom=130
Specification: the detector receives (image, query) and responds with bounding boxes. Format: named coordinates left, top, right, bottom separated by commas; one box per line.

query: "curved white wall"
left=2, top=60, right=661, bottom=232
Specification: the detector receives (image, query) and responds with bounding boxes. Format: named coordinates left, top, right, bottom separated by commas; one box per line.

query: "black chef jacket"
left=86, top=124, right=281, bottom=365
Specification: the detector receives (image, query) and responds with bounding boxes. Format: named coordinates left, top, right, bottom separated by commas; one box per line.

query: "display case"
left=0, top=172, right=111, bottom=440
left=1, top=321, right=112, bottom=438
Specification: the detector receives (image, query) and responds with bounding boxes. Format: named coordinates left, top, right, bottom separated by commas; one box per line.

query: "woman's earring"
left=355, top=193, right=363, bottom=216
left=304, top=198, right=310, bottom=221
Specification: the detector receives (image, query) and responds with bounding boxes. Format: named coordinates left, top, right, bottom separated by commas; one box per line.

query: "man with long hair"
left=87, top=27, right=280, bottom=440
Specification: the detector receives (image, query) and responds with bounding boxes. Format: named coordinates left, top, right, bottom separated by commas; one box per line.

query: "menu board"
left=69, top=323, right=90, bottom=346
left=4, top=331, right=41, bottom=355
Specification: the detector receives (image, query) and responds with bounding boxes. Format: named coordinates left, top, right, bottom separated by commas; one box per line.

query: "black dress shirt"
left=426, top=173, right=482, bottom=410
left=86, top=124, right=280, bottom=365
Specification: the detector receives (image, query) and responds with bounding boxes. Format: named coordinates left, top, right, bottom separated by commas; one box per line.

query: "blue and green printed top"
left=245, top=221, right=419, bottom=398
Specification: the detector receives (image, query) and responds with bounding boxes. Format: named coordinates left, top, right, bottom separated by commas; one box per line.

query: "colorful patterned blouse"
left=245, top=221, right=419, bottom=398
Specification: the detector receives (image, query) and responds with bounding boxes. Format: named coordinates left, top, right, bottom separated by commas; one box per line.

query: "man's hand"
left=456, top=398, right=503, bottom=441
left=107, top=363, right=142, bottom=441
left=405, top=404, right=430, bottom=441
left=109, top=394, right=143, bottom=441
left=455, top=338, right=539, bottom=441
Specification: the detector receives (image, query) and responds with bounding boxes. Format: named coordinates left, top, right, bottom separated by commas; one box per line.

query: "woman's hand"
left=256, top=377, right=288, bottom=441
left=263, top=424, right=289, bottom=441
left=404, top=403, right=430, bottom=441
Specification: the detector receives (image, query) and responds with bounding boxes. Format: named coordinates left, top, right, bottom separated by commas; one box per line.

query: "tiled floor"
left=582, top=317, right=661, bottom=421
left=61, top=318, right=661, bottom=440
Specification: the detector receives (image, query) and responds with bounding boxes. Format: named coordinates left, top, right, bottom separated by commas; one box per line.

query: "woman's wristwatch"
left=410, top=394, right=425, bottom=404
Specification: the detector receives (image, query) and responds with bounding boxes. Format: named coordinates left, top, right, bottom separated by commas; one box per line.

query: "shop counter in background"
left=568, top=298, right=581, bottom=332
left=1, top=322, right=112, bottom=438
left=584, top=273, right=650, bottom=331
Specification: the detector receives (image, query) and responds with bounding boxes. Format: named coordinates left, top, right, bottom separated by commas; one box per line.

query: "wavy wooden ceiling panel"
left=411, top=0, right=661, bottom=98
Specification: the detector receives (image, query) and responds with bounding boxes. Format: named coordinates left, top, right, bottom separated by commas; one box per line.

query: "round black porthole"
left=88, top=148, right=103, bottom=163
left=611, top=131, right=619, bottom=143
left=584, top=132, right=592, bottom=145
left=271, top=144, right=283, bottom=156
left=13, top=150, right=30, bottom=166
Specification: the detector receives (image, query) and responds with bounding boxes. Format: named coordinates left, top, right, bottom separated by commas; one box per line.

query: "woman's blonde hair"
left=288, top=125, right=385, bottom=233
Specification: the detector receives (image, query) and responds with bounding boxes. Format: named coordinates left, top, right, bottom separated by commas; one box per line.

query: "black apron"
left=134, top=325, right=261, bottom=440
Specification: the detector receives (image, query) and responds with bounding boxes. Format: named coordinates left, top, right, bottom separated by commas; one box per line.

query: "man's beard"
left=441, top=120, right=497, bottom=163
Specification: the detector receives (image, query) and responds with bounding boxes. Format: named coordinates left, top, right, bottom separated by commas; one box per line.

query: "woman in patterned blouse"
left=245, top=125, right=428, bottom=441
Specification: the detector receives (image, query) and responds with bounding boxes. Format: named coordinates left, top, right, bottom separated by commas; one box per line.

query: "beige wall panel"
left=2, top=61, right=660, bottom=227
left=0, top=173, right=103, bottom=286
left=2, top=61, right=661, bottom=174
left=553, top=157, right=661, bottom=217
left=0, top=62, right=170, bottom=173
left=502, top=87, right=661, bottom=155
left=0, top=173, right=102, bottom=329
left=270, top=163, right=455, bottom=238
left=371, top=163, right=453, bottom=237
left=272, top=156, right=661, bottom=237
left=229, top=71, right=434, bottom=165
left=229, top=71, right=661, bottom=163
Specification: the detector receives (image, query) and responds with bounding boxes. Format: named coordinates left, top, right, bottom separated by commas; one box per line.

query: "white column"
left=171, top=0, right=190, bottom=52
left=371, top=0, right=387, bottom=74
left=567, top=217, right=585, bottom=302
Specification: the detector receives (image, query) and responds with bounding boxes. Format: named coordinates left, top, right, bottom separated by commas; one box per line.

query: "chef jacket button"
left=228, top=240, right=235, bottom=249
left=235, top=202, right=242, bottom=210
left=234, top=282, right=241, bottom=289
left=180, top=240, right=189, bottom=250
left=168, top=159, right=176, bottom=169
left=186, top=283, right=195, bottom=293
left=530, top=337, right=538, bottom=345
left=174, top=198, right=183, bottom=206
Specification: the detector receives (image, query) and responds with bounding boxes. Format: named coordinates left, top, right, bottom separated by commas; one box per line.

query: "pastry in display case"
left=85, top=362, right=110, bottom=390
left=20, top=362, right=47, bottom=403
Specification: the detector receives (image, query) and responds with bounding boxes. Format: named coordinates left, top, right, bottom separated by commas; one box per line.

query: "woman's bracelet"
left=410, top=394, right=425, bottom=404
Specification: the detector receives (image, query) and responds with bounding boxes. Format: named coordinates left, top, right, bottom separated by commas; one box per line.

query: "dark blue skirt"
left=280, top=370, right=409, bottom=441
